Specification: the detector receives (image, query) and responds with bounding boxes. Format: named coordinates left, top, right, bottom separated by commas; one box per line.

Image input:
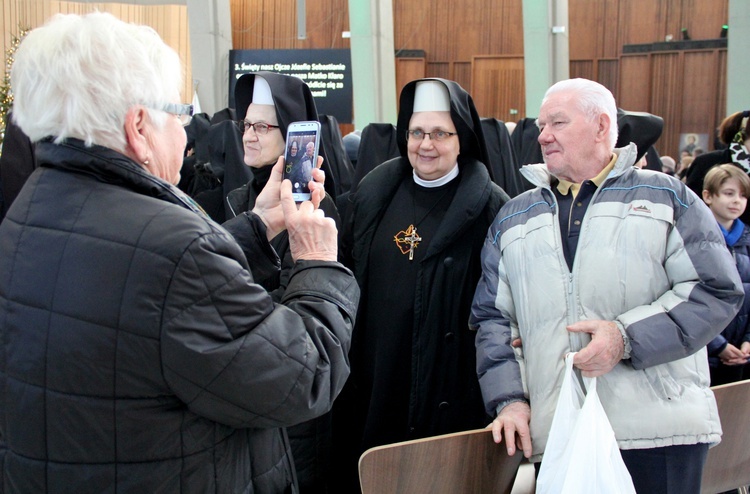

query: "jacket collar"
left=520, top=142, right=639, bottom=189
left=35, top=138, right=206, bottom=216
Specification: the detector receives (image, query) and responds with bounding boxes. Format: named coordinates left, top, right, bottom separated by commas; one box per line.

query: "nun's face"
left=407, top=111, right=460, bottom=180
left=242, top=104, right=285, bottom=168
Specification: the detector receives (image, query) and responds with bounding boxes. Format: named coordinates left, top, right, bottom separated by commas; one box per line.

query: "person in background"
left=225, top=72, right=334, bottom=222
left=660, top=155, right=676, bottom=176
left=678, top=154, right=694, bottom=181
left=0, top=12, right=358, bottom=493
left=224, top=72, right=341, bottom=295
left=221, top=71, right=343, bottom=494
left=472, top=78, right=742, bottom=494
left=333, top=78, right=508, bottom=491
left=289, top=141, right=316, bottom=195
left=686, top=110, right=750, bottom=224
left=286, top=139, right=301, bottom=168
left=342, top=130, right=361, bottom=169
left=702, top=164, right=750, bottom=385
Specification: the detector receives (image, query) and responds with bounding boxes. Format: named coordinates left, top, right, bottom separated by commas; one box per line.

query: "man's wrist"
left=613, top=320, right=631, bottom=360
left=495, top=398, right=529, bottom=417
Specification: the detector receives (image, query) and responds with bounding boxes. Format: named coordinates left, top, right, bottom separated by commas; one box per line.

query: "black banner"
left=229, top=49, right=353, bottom=124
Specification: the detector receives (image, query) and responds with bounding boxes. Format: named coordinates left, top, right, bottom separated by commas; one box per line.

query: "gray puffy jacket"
left=472, top=143, right=743, bottom=461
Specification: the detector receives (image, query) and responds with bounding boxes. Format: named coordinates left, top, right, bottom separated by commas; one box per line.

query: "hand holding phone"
left=283, top=121, right=321, bottom=202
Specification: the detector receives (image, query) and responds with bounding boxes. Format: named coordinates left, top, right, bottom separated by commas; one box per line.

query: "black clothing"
left=319, top=114, right=355, bottom=197
left=480, top=117, right=524, bottom=197
left=333, top=78, right=509, bottom=491
left=226, top=72, right=346, bottom=494
left=210, top=107, right=236, bottom=124
left=510, top=117, right=544, bottom=190
left=337, top=123, right=400, bottom=228
left=224, top=167, right=342, bottom=300
left=338, top=156, right=505, bottom=469
left=615, top=109, right=664, bottom=162
left=360, top=178, right=458, bottom=446
left=286, top=144, right=302, bottom=170
left=0, top=112, right=36, bottom=219
left=352, top=122, right=400, bottom=188
left=178, top=117, right=253, bottom=223
left=620, top=444, right=709, bottom=494
left=643, top=145, right=663, bottom=172
left=184, top=112, right=212, bottom=162
left=0, top=138, right=358, bottom=493
left=553, top=179, right=599, bottom=271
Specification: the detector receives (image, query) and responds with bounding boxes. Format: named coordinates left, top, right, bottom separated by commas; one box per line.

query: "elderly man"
left=471, top=78, right=743, bottom=493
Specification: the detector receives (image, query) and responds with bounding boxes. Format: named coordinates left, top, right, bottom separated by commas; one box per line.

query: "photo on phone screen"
left=283, top=121, right=321, bottom=202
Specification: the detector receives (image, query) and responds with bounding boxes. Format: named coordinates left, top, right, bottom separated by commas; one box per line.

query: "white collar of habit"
left=412, top=163, right=459, bottom=188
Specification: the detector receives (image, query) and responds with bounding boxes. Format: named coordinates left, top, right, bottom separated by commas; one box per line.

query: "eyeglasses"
left=237, top=120, right=281, bottom=135
left=161, top=103, right=194, bottom=126
left=407, top=129, right=458, bottom=142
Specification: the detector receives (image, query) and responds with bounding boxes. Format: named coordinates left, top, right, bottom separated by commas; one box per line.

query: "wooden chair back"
left=701, top=379, right=750, bottom=493
left=359, top=428, right=523, bottom=494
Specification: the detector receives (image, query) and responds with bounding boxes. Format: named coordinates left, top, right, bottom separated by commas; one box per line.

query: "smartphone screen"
left=283, top=121, right=321, bottom=202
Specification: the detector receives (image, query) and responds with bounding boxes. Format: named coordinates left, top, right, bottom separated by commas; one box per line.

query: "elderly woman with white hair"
left=0, top=12, right=358, bottom=493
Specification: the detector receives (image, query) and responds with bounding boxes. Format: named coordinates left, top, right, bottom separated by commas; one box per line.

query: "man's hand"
left=280, top=178, right=337, bottom=262
left=488, top=401, right=532, bottom=458
left=568, top=320, right=624, bottom=377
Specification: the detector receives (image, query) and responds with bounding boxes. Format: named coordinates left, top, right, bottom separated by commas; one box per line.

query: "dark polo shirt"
left=552, top=155, right=617, bottom=270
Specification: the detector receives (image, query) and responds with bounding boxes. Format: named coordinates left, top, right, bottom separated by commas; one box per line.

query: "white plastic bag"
left=536, top=353, right=636, bottom=494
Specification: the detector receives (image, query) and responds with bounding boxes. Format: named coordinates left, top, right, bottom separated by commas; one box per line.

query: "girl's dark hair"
left=718, top=111, right=750, bottom=145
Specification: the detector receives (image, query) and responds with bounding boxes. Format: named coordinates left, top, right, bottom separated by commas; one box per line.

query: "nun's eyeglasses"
left=407, top=129, right=458, bottom=142
left=237, top=120, right=281, bottom=135
left=161, top=103, right=194, bottom=126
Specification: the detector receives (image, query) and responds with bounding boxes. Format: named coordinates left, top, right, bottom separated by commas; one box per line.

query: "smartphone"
left=283, top=121, right=321, bottom=202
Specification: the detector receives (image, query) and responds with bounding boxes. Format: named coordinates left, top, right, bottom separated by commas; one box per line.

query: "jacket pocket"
left=644, top=364, right=684, bottom=401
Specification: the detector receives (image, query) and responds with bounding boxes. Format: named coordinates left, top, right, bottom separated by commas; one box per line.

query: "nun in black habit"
left=223, top=72, right=341, bottom=292
left=221, top=72, right=341, bottom=494
left=333, top=78, right=509, bottom=490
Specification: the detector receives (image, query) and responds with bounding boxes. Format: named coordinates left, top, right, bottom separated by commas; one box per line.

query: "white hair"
left=11, top=12, right=183, bottom=151
left=542, top=78, right=619, bottom=149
